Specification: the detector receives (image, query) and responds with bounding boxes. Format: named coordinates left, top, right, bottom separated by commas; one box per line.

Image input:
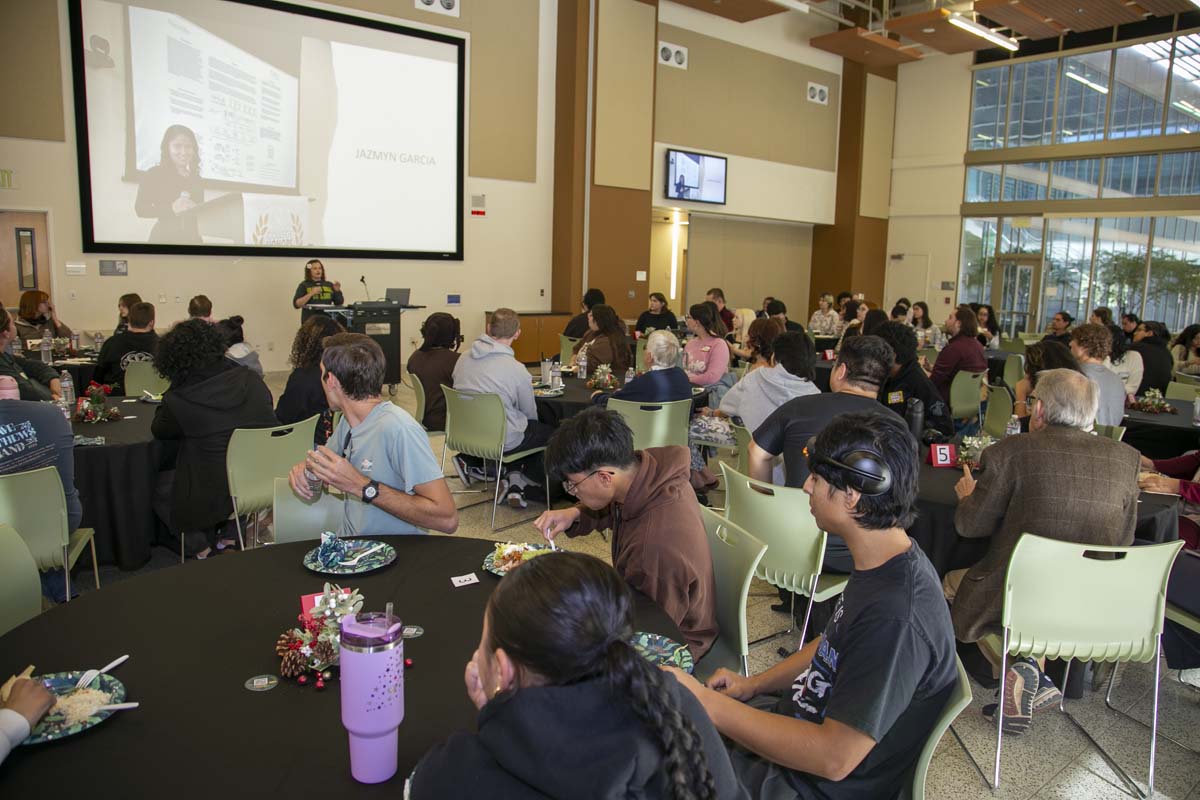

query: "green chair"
left=949, top=370, right=986, bottom=421
left=972, top=535, right=1184, bottom=794
left=409, top=371, right=427, bottom=430
left=225, top=415, right=319, bottom=555
left=732, top=423, right=751, bottom=476
left=720, top=463, right=848, bottom=644
left=982, top=384, right=1013, bottom=439
left=559, top=335, right=581, bottom=364
left=899, top=657, right=974, bottom=800
left=1173, top=371, right=1200, bottom=385
left=0, top=466, right=99, bottom=601
left=1165, top=381, right=1200, bottom=401
left=123, top=361, right=170, bottom=396
left=917, top=347, right=938, bottom=366
left=271, top=478, right=344, bottom=544
left=1094, top=423, right=1125, bottom=441
left=1002, top=353, right=1025, bottom=393
left=999, top=337, right=1026, bottom=355
left=732, top=364, right=748, bottom=382
left=634, top=336, right=648, bottom=371
left=1166, top=601, right=1200, bottom=635
left=440, top=386, right=551, bottom=531
left=0, top=524, right=42, bottom=636
left=607, top=398, right=691, bottom=449
left=693, top=506, right=766, bottom=680
left=1019, top=331, right=1045, bottom=343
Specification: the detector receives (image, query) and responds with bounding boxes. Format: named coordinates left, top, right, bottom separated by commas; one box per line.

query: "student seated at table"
left=683, top=302, right=730, bottom=388
left=910, top=301, right=945, bottom=349
left=570, top=303, right=630, bottom=378
left=0, top=678, right=54, bottom=768
left=834, top=301, right=866, bottom=352
left=536, top=407, right=718, bottom=659
left=407, top=552, right=746, bottom=800
left=0, top=374, right=80, bottom=602
left=113, top=292, right=142, bottom=336
left=1170, top=324, right=1200, bottom=376
left=216, top=316, right=263, bottom=376
left=276, top=314, right=344, bottom=445
left=1069, top=323, right=1126, bottom=426
left=289, top=333, right=457, bottom=536
left=873, top=321, right=954, bottom=439
left=730, top=317, right=782, bottom=371
left=405, top=312, right=462, bottom=432
left=808, top=294, right=840, bottom=336
left=767, top=299, right=804, bottom=334
left=928, top=305, right=987, bottom=407
left=949, top=369, right=1139, bottom=728
left=591, top=330, right=691, bottom=406
left=635, top=292, right=678, bottom=334
left=0, top=308, right=61, bottom=401
left=861, top=308, right=888, bottom=337
left=153, top=319, right=278, bottom=558
left=1012, top=340, right=1079, bottom=420
left=1138, top=452, right=1200, bottom=551
left=1042, top=311, right=1074, bottom=346
left=749, top=336, right=894, bottom=574
left=94, top=301, right=158, bottom=394
left=563, top=288, right=605, bottom=339
left=188, top=294, right=214, bottom=323
left=452, top=308, right=554, bottom=509
left=668, top=410, right=957, bottom=800
left=705, top=287, right=736, bottom=333
left=1131, top=320, right=1174, bottom=395
left=15, top=290, right=72, bottom=349
left=1104, top=323, right=1143, bottom=400
left=971, top=303, right=1000, bottom=349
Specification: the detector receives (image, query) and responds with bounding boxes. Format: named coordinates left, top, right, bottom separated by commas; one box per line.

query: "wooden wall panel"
left=587, top=185, right=652, bottom=320
left=594, top=0, right=656, bottom=190
left=0, top=1, right=64, bottom=141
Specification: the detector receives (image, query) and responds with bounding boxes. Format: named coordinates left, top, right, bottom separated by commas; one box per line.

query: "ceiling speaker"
left=416, top=0, right=459, bottom=18
left=658, top=41, right=688, bottom=70
left=807, top=81, right=829, bottom=106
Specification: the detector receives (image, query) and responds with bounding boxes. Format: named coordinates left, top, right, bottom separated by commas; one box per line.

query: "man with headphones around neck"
left=748, top=336, right=896, bottom=575
left=668, top=411, right=957, bottom=799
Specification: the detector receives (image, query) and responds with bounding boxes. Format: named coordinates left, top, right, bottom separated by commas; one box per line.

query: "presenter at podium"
left=293, top=259, right=344, bottom=309
left=134, top=124, right=204, bottom=244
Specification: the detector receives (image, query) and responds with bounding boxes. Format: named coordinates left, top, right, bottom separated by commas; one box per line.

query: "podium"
left=304, top=302, right=424, bottom=386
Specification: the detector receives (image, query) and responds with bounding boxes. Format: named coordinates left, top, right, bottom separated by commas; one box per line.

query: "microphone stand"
left=360, top=276, right=371, bottom=302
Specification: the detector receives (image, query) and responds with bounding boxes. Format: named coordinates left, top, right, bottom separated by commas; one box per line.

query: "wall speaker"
left=658, top=41, right=688, bottom=70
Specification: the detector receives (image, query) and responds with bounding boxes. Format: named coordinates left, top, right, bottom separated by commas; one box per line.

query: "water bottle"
left=93, top=332, right=105, bottom=352
left=624, top=367, right=636, bottom=385
left=70, top=333, right=80, bottom=353
left=56, top=398, right=71, bottom=421
left=550, top=360, right=562, bottom=389
left=340, top=609, right=405, bottom=784
left=578, top=350, right=587, bottom=377
left=40, top=336, right=52, bottom=364
left=1193, top=397, right=1200, bottom=427
left=905, top=397, right=924, bottom=439
left=1005, top=414, right=1021, bottom=438
left=304, top=448, right=323, bottom=494
left=60, top=370, right=75, bottom=408
left=11, top=338, right=22, bottom=358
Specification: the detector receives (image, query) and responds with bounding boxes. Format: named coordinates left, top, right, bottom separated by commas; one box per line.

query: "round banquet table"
left=53, top=358, right=97, bottom=390
left=911, top=458, right=1180, bottom=575
left=535, top=376, right=710, bottom=425
left=1122, top=397, right=1200, bottom=459
left=72, top=397, right=170, bottom=570
left=0, top=537, right=684, bottom=797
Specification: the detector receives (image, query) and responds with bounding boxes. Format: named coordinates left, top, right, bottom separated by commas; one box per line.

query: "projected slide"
left=71, top=0, right=464, bottom=258
left=666, top=149, right=727, bottom=205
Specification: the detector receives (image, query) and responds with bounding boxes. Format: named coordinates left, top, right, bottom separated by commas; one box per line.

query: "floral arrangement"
left=587, top=363, right=619, bottom=390
left=958, top=433, right=996, bottom=470
left=51, top=337, right=74, bottom=359
left=274, top=582, right=363, bottom=688
left=1130, top=389, right=1176, bottom=415
left=72, top=382, right=121, bottom=424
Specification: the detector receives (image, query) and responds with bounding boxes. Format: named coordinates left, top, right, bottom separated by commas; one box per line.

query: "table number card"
left=927, top=443, right=957, bottom=468
left=301, top=588, right=352, bottom=621
left=451, top=573, right=479, bottom=588
left=822, top=349, right=836, bottom=361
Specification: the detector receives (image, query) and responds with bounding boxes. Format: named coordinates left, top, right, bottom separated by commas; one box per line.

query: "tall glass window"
left=965, top=165, right=1002, bottom=202
left=1092, top=217, right=1150, bottom=319
left=1168, top=35, right=1200, bottom=135
left=1049, top=158, right=1101, bottom=199
left=1101, top=154, right=1158, bottom=198
left=969, top=66, right=1009, bottom=151
left=1008, top=60, right=1058, bottom=148
left=1158, top=151, right=1200, bottom=196
left=959, top=218, right=1000, bottom=305
left=1147, top=216, right=1200, bottom=330
left=1040, top=218, right=1095, bottom=328
left=1002, top=162, right=1049, bottom=201
left=1058, top=52, right=1111, bottom=144
left=1110, top=43, right=1169, bottom=139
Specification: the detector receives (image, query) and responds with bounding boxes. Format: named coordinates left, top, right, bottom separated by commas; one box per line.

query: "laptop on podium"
left=385, top=288, right=411, bottom=305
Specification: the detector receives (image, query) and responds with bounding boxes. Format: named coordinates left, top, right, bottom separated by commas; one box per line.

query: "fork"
left=340, top=542, right=385, bottom=566
left=74, top=655, right=129, bottom=690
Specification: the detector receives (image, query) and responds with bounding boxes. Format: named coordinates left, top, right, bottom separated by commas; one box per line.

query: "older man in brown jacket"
left=534, top=407, right=718, bottom=659
left=949, top=368, right=1140, bottom=732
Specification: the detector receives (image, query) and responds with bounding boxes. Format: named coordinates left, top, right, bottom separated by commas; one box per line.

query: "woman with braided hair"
left=407, top=551, right=746, bottom=799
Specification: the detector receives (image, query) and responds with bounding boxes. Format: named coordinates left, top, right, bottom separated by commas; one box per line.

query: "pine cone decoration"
left=280, top=649, right=307, bottom=678
left=275, top=633, right=296, bottom=657
left=312, top=641, right=336, bottom=666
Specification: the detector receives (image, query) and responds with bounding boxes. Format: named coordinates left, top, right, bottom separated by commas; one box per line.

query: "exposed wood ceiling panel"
left=1131, top=0, right=1200, bottom=15
left=974, top=0, right=1067, bottom=40
left=666, top=0, right=788, bottom=23
left=810, top=26, right=924, bottom=67
left=885, top=8, right=1003, bottom=53
left=1017, top=0, right=1143, bottom=31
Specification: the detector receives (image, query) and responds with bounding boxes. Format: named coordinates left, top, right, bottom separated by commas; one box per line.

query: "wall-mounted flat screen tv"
left=665, top=148, right=727, bottom=205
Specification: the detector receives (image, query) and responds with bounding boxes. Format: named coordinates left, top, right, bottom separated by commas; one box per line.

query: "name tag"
left=887, top=391, right=904, bottom=405
left=701, top=346, right=712, bottom=352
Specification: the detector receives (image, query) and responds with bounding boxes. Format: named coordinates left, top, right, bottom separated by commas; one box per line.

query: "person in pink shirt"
left=683, top=302, right=730, bottom=386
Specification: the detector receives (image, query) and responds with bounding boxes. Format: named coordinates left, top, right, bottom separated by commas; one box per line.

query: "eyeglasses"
left=562, top=469, right=605, bottom=496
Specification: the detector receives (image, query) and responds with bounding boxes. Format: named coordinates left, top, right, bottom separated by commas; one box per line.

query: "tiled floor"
left=76, top=373, right=1200, bottom=799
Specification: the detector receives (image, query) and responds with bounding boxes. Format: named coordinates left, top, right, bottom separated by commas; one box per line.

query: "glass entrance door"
left=994, top=256, right=1039, bottom=339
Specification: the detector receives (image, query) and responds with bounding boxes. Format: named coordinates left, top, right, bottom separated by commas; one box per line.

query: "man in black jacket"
left=1131, top=320, right=1174, bottom=396
left=563, top=288, right=605, bottom=339
left=0, top=308, right=60, bottom=401
left=94, top=301, right=158, bottom=393
left=874, top=322, right=954, bottom=438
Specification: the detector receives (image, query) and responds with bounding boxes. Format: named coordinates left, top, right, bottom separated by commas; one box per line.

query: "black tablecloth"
left=985, top=350, right=1008, bottom=385
left=1122, top=398, right=1200, bottom=459
left=814, top=360, right=833, bottom=392
left=911, top=459, right=1179, bottom=576
left=55, top=359, right=97, bottom=389
left=72, top=398, right=168, bottom=570
left=0, top=537, right=681, bottom=797
left=813, top=336, right=838, bottom=352
left=536, top=377, right=711, bottom=425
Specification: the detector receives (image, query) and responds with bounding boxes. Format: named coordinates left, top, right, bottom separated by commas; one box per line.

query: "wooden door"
left=0, top=211, right=51, bottom=310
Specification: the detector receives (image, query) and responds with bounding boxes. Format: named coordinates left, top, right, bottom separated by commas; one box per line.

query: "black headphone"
left=806, top=439, right=893, bottom=497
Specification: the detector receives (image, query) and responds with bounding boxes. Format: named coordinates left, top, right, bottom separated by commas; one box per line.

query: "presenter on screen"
left=134, top=124, right=204, bottom=244
left=293, top=260, right=344, bottom=309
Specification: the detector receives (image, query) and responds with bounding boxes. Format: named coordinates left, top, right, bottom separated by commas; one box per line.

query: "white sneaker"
left=1180, top=668, right=1200, bottom=689
left=506, top=485, right=528, bottom=509
left=452, top=456, right=474, bottom=486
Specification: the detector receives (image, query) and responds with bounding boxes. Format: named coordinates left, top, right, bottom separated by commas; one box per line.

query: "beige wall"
left=886, top=53, right=972, bottom=310
left=3, top=0, right=559, bottom=372
left=685, top=215, right=811, bottom=319
left=859, top=74, right=896, bottom=220
left=0, top=1, right=64, bottom=141
left=648, top=213, right=688, bottom=309
left=594, top=0, right=656, bottom=191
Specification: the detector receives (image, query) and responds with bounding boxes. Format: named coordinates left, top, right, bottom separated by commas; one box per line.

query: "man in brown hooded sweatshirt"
left=535, top=407, right=718, bottom=659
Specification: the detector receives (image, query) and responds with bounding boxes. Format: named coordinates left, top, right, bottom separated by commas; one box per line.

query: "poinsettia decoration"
left=73, top=382, right=121, bottom=423
left=1130, top=389, right=1176, bottom=415
left=274, top=582, right=364, bottom=685
left=586, top=363, right=619, bottom=390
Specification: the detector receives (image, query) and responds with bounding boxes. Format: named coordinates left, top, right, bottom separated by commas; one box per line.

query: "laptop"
left=385, top=288, right=411, bottom=305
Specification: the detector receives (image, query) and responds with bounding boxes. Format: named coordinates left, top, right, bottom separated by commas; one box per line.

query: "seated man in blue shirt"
left=288, top=334, right=458, bottom=536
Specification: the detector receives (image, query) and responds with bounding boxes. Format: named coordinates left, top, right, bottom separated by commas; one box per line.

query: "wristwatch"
left=362, top=480, right=381, bottom=504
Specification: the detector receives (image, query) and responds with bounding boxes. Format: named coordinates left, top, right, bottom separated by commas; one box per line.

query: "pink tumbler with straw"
left=340, top=608, right=405, bottom=783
